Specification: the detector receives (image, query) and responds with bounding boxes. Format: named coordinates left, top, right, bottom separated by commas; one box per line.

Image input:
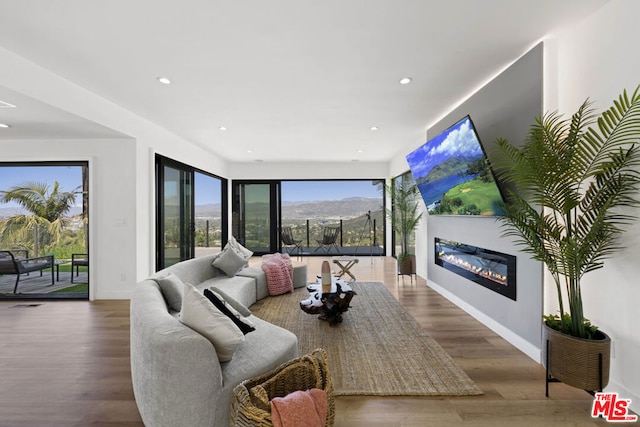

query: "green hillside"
left=420, top=156, right=476, bottom=183
left=433, top=179, right=504, bottom=216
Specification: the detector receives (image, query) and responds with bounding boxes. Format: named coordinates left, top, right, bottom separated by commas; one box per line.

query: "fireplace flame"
left=440, top=252, right=508, bottom=286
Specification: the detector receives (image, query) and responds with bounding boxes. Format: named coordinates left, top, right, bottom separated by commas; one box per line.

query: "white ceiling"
left=0, top=0, right=608, bottom=162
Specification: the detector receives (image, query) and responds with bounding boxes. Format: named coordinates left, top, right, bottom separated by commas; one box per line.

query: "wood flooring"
left=0, top=256, right=614, bottom=426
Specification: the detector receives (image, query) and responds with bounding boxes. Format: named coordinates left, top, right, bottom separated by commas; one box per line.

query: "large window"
left=156, top=155, right=227, bottom=270
left=232, top=179, right=385, bottom=256
left=0, top=162, right=89, bottom=299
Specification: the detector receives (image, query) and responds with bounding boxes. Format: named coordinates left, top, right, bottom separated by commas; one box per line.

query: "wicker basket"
left=230, top=348, right=335, bottom=427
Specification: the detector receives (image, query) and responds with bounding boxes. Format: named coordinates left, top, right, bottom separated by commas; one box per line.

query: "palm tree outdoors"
left=0, top=181, right=80, bottom=256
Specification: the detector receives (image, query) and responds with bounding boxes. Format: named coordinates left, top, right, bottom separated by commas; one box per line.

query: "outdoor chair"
left=281, top=226, right=303, bottom=260
left=6, top=249, right=29, bottom=260
left=0, top=250, right=54, bottom=294
left=71, top=253, right=89, bottom=283
left=314, top=226, right=340, bottom=254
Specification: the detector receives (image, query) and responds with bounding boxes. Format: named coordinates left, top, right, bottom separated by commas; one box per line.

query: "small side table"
left=332, top=256, right=359, bottom=281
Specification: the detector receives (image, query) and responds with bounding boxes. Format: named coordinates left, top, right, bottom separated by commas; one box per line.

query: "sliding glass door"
left=158, top=162, right=192, bottom=268
left=156, top=155, right=226, bottom=270
left=232, top=181, right=280, bottom=254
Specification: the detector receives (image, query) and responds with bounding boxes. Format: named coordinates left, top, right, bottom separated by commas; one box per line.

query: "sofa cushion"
left=150, top=254, right=220, bottom=285
left=219, top=315, right=298, bottom=393
left=202, top=275, right=257, bottom=308
left=237, top=266, right=269, bottom=300
left=153, top=272, right=184, bottom=311
left=179, top=283, right=244, bottom=362
left=292, top=263, right=308, bottom=289
left=213, top=245, right=248, bottom=277
left=203, top=289, right=255, bottom=335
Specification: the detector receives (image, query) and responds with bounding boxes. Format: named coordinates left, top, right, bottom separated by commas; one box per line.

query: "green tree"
left=384, top=179, right=422, bottom=259
left=495, top=87, right=640, bottom=338
left=0, top=181, right=80, bottom=256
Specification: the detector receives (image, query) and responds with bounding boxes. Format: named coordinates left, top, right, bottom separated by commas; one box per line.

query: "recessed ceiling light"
left=219, top=126, right=227, bottom=131
left=399, top=77, right=412, bottom=85
left=157, top=77, right=171, bottom=85
left=0, top=123, right=10, bottom=128
left=370, top=126, right=379, bottom=131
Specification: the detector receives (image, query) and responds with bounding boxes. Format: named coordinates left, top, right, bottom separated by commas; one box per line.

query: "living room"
left=1, top=1, right=638, bottom=425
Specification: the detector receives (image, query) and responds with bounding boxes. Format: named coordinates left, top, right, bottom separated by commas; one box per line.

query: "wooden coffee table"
left=300, top=279, right=356, bottom=326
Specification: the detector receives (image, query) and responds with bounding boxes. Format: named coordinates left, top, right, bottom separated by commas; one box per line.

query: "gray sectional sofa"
left=130, top=254, right=307, bottom=427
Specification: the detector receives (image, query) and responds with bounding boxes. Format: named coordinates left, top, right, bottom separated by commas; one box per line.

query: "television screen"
left=406, top=115, right=505, bottom=216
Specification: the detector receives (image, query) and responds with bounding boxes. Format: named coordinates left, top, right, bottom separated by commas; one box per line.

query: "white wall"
left=227, top=161, right=389, bottom=180
left=551, top=0, right=640, bottom=411
left=0, top=46, right=229, bottom=297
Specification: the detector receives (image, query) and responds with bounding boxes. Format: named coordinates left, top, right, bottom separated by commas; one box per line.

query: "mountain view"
left=191, top=197, right=382, bottom=221
left=419, top=156, right=479, bottom=184
left=1, top=197, right=385, bottom=250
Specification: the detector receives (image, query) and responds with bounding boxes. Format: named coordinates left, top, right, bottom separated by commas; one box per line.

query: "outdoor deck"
left=0, top=270, right=88, bottom=297
left=281, top=245, right=384, bottom=257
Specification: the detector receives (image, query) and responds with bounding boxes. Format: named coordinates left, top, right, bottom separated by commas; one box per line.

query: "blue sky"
left=0, top=165, right=381, bottom=208
left=281, top=180, right=381, bottom=202
left=193, top=179, right=382, bottom=204
left=0, top=165, right=83, bottom=208
left=406, top=116, right=484, bottom=180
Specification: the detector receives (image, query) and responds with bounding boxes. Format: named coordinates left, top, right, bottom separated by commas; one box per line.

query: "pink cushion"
left=262, top=253, right=293, bottom=296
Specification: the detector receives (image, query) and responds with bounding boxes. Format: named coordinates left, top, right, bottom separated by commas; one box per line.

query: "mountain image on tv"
left=405, top=116, right=505, bottom=216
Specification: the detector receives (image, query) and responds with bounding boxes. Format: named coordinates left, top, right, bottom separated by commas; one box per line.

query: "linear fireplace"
left=435, top=237, right=517, bottom=300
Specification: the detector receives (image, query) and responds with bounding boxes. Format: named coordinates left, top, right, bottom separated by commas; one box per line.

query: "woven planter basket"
left=398, top=255, right=415, bottom=275
left=230, top=348, right=335, bottom=427
left=542, top=323, right=611, bottom=391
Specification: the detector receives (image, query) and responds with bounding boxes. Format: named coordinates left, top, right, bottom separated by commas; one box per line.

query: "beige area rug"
left=251, top=282, right=483, bottom=396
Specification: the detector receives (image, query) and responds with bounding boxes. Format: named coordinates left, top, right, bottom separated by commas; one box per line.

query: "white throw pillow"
left=228, top=236, right=253, bottom=261
left=212, top=245, right=248, bottom=277
left=179, top=283, right=244, bottom=362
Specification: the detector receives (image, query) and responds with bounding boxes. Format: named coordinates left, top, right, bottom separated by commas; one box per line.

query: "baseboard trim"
left=606, top=379, right=640, bottom=415
left=427, top=279, right=541, bottom=363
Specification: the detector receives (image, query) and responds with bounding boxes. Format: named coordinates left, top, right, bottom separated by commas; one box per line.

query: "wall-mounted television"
left=405, top=115, right=505, bottom=216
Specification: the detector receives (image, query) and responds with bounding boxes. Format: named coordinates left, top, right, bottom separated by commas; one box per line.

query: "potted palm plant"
left=386, top=178, right=423, bottom=276
left=494, top=86, right=640, bottom=392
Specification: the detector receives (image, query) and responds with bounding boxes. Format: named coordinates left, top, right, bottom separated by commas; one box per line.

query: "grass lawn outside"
left=52, top=264, right=88, bottom=293
left=52, top=283, right=88, bottom=293
left=442, top=179, right=504, bottom=215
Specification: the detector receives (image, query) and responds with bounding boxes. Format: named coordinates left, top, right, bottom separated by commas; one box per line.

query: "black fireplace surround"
left=435, top=237, right=516, bottom=301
